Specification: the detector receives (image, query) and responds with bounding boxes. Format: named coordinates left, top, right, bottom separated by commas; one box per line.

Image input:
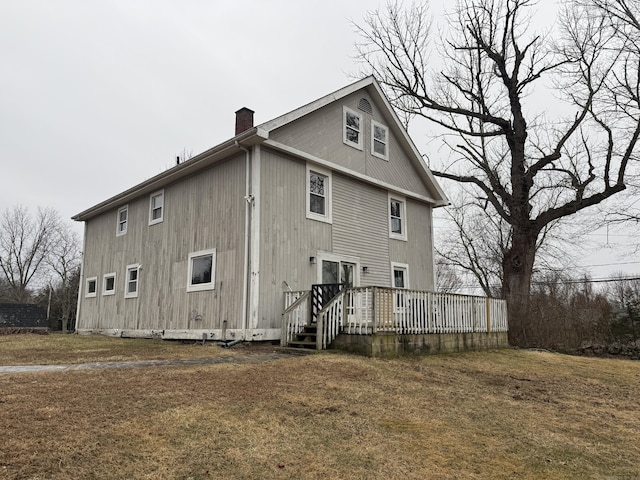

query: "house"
left=72, top=76, right=507, bottom=352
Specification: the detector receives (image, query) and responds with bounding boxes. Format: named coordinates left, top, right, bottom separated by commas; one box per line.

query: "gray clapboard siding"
left=332, top=173, right=390, bottom=287
left=269, top=91, right=433, bottom=198
left=78, top=156, right=247, bottom=332
left=389, top=199, right=435, bottom=290
left=258, top=148, right=332, bottom=329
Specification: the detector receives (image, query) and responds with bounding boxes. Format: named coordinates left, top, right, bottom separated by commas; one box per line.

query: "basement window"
left=103, top=272, right=116, bottom=296
left=85, top=277, right=97, bottom=298
left=187, top=249, right=216, bottom=292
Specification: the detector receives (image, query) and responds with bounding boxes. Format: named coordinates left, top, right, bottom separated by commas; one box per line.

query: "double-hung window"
left=125, top=263, right=140, bottom=298
left=371, top=120, right=389, bottom=160
left=389, top=194, right=407, bottom=241
left=85, top=276, right=97, bottom=298
left=187, top=249, right=216, bottom=292
left=149, top=190, right=164, bottom=225
left=306, top=164, right=332, bottom=223
left=103, top=272, right=116, bottom=296
left=116, top=205, right=128, bottom=236
left=343, top=106, right=363, bottom=150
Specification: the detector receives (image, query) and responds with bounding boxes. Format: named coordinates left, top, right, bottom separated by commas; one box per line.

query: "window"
left=343, top=106, right=363, bottom=150
left=186, top=249, right=216, bottom=292
left=103, top=272, right=116, bottom=296
left=391, top=262, right=409, bottom=289
left=371, top=120, right=389, bottom=160
left=149, top=190, right=164, bottom=225
left=306, top=164, right=332, bottom=223
left=125, top=263, right=140, bottom=298
left=85, top=276, right=97, bottom=298
left=116, top=205, right=128, bottom=236
left=389, top=195, right=407, bottom=241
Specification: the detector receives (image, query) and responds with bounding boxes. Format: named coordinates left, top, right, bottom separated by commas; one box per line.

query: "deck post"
left=486, top=297, right=491, bottom=333
left=371, top=287, right=377, bottom=335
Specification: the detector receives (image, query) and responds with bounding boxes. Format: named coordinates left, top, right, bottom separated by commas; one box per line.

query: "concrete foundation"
left=330, top=331, right=509, bottom=357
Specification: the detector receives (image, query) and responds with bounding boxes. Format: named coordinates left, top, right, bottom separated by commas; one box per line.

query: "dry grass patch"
left=0, top=334, right=241, bottom=365
left=0, top=342, right=638, bottom=479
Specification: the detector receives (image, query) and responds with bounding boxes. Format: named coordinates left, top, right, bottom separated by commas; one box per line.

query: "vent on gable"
left=358, top=98, right=372, bottom=115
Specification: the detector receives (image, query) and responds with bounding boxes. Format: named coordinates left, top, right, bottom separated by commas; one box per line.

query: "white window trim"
left=391, top=262, right=410, bottom=289
left=102, top=272, right=116, bottom=296
left=116, top=205, right=128, bottom=236
left=148, top=190, right=164, bottom=226
left=388, top=193, right=408, bottom=241
left=187, top=248, right=216, bottom=293
left=306, top=164, right=332, bottom=224
left=371, top=120, right=389, bottom=161
left=85, top=276, right=97, bottom=298
left=315, top=251, right=361, bottom=286
left=124, top=263, right=140, bottom=299
left=343, top=106, right=363, bottom=150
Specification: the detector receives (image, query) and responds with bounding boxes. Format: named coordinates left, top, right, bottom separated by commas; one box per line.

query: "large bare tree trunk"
left=502, top=230, right=537, bottom=345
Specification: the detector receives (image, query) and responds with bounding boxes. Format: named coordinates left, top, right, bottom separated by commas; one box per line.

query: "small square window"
left=116, top=205, right=128, bottom=236
left=389, top=195, right=407, bottom=241
left=125, top=264, right=140, bottom=298
left=187, top=249, right=216, bottom=292
left=343, top=106, right=363, bottom=150
left=306, top=165, right=332, bottom=223
left=391, top=262, right=409, bottom=289
left=371, top=120, right=389, bottom=160
left=103, top=272, right=116, bottom=296
left=149, top=190, right=164, bottom=225
left=85, top=276, right=97, bottom=298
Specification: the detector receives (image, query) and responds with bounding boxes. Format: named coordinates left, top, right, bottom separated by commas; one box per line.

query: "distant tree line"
left=0, top=205, right=81, bottom=332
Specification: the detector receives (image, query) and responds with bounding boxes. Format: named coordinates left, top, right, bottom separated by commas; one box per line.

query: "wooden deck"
left=282, top=287, right=508, bottom=352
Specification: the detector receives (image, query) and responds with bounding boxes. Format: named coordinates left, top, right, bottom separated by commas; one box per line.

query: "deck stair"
left=286, top=324, right=318, bottom=350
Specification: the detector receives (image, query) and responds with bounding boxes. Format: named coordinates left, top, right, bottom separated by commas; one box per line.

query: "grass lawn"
left=0, top=334, right=638, bottom=479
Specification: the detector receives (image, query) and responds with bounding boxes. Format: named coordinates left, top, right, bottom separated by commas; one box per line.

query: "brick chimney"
left=235, top=107, right=254, bottom=135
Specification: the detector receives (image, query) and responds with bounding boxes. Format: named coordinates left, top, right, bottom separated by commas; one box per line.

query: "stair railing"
left=281, top=291, right=311, bottom=347
left=316, top=289, right=345, bottom=350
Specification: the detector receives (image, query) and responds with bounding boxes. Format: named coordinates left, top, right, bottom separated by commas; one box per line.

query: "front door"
left=320, top=259, right=357, bottom=287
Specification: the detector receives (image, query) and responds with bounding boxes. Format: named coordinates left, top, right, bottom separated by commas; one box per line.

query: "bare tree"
left=0, top=206, right=61, bottom=302
left=355, top=0, right=640, bottom=343
left=46, top=223, right=82, bottom=332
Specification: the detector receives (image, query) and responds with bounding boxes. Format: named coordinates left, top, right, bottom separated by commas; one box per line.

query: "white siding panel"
left=258, top=149, right=332, bottom=329
left=332, top=173, right=390, bottom=287
left=389, top=200, right=434, bottom=290
left=77, top=156, right=246, bottom=332
left=269, top=91, right=433, bottom=198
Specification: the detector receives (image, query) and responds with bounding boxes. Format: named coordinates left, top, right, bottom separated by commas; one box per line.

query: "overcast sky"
left=1, top=1, right=636, bottom=283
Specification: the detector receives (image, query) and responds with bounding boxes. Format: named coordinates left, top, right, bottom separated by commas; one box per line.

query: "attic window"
left=372, top=120, right=389, bottom=160
left=343, top=107, right=363, bottom=150
left=358, top=98, right=372, bottom=114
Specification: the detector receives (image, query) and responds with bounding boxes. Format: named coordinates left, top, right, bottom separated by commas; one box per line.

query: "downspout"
left=74, top=222, right=88, bottom=333
left=236, top=141, right=252, bottom=341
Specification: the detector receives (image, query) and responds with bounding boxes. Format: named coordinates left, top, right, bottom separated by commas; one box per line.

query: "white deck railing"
left=281, top=291, right=311, bottom=347
left=282, top=287, right=508, bottom=350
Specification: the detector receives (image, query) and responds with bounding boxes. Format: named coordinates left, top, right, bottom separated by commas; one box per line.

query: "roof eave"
left=72, top=128, right=264, bottom=222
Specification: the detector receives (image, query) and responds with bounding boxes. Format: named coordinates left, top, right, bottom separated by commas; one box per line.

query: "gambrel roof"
left=73, top=76, right=448, bottom=222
